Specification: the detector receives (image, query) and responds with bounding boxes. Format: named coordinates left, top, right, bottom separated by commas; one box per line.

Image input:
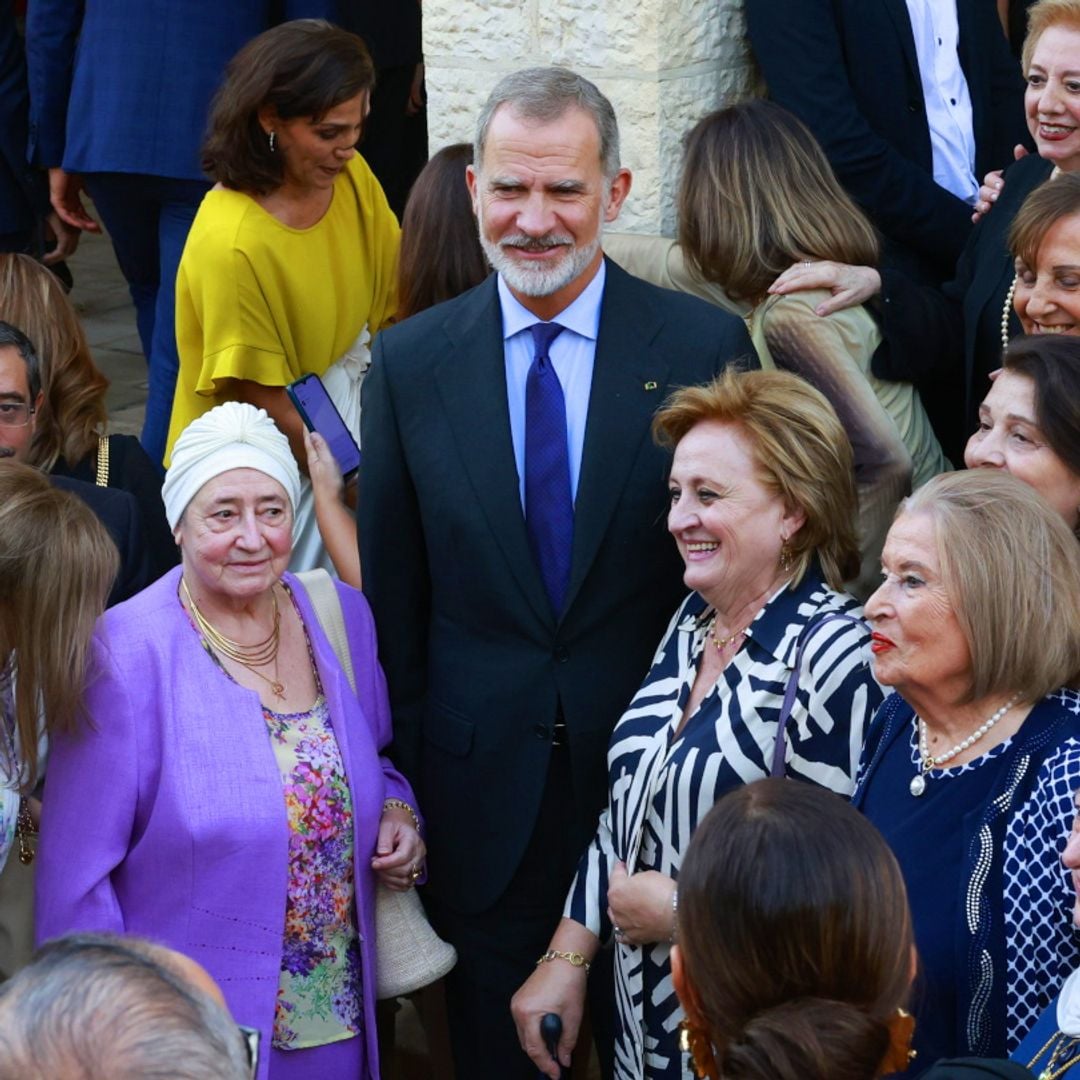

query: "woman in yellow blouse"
left=167, top=20, right=399, bottom=569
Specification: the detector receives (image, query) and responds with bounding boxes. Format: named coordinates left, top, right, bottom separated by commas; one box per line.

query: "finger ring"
left=410, top=865, right=422, bottom=881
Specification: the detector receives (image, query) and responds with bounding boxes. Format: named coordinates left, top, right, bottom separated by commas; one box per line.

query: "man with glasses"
left=0, top=321, right=150, bottom=606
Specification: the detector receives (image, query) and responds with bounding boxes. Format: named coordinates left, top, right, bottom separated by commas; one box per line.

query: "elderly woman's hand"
left=606, top=862, right=677, bottom=946
left=371, top=805, right=427, bottom=891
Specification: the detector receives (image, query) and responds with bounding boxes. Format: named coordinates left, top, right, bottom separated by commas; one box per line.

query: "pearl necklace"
left=910, top=693, right=1021, bottom=797
left=1000, top=273, right=1018, bottom=351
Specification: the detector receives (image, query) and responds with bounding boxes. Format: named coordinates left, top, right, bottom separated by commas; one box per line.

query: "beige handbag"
left=294, top=569, right=457, bottom=999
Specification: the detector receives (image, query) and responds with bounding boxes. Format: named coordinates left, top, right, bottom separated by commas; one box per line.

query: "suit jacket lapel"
left=564, top=261, right=670, bottom=615
left=882, top=0, right=919, bottom=77
left=433, top=277, right=555, bottom=628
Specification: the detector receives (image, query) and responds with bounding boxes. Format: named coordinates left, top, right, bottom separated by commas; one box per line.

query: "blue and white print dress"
left=565, top=569, right=883, bottom=1079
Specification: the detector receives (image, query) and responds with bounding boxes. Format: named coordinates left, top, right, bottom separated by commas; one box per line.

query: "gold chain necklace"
left=709, top=615, right=747, bottom=653
left=181, top=577, right=286, bottom=701
left=1027, top=1029, right=1080, bottom=1080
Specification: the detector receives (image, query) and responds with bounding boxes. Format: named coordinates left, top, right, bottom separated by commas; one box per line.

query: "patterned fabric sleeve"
left=1003, top=692, right=1080, bottom=1050
left=784, top=612, right=884, bottom=796
left=563, top=807, right=618, bottom=942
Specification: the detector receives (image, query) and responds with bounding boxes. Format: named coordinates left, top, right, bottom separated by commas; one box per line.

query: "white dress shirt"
left=905, top=0, right=979, bottom=205
left=498, top=261, right=606, bottom=508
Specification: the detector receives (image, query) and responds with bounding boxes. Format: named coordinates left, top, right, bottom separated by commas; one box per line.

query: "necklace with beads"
left=181, top=577, right=286, bottom=701
left=1000, top=273, right=1018, bottom=350
left=709, top=615, right=747, bottom=653
left=909, top=693, right=1021, bottom=797
left=1027, top=1030, right=1080, bottom=1080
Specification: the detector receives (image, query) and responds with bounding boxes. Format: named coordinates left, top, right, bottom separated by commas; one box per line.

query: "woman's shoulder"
left=757, top=290, right=879, bottom=346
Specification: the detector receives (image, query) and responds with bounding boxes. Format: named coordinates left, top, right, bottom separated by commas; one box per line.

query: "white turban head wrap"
left=162, top=402, right=301, bottom=530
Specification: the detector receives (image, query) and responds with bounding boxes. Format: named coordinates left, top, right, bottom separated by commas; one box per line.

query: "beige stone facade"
left=424, top=0, right=755, bottom=234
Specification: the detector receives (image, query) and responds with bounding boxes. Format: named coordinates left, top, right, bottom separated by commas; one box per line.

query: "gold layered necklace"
left=1027, top=1030, right=1080, bottom=1079
left=181, top=577, right=286, bottom=701
left=709, top=614, right=748, bottom=653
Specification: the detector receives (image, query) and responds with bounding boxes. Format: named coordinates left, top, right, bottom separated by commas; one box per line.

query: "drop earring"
left=268, top=131, right=276, bottom=153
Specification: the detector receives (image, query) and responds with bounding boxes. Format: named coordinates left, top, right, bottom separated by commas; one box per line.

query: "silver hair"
left=474, top=66, right=621, bottom=179
left=0, top=934, right=251, bottom=1080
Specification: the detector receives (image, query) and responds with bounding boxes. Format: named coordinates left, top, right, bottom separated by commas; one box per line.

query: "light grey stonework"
left=424, top=0, right=756, bottom=234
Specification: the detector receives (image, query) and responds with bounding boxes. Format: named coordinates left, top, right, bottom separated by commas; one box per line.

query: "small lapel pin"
left=643, top=381, right=658, bottom=391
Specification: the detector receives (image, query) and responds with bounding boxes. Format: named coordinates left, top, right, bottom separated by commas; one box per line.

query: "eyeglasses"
left=238, top=1024, right=261, bottom=1078
left=0, top=402, right=34, bottom=428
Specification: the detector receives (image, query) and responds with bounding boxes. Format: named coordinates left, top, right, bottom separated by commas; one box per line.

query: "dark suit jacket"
left=359, top=260, right=756, bottom=913
left=50, top=474, right=153, bottom=607
left=0, top=4, right=47, bottom=238
left=24, top=0, right=336, bottom=178
left=745, top=0, right=1027, bottom=284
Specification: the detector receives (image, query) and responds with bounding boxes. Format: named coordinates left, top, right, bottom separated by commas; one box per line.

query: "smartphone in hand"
left=286, top=374, right=361, bottom=480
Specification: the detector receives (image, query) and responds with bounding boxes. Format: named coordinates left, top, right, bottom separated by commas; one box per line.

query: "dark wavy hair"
left=202, top=19, right=375, bottom=195
left=398, top=143, right=489, bottom=318
left=678, top=779, right=913, bottom=1080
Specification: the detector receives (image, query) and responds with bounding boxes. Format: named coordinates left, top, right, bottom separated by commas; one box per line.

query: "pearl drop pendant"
left=909, top=773, right=927, bottom=797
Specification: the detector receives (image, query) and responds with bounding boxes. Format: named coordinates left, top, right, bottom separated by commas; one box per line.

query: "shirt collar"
left=497, top=259, right=606, bottom=343
left=678, top=566, right=834, bottom=670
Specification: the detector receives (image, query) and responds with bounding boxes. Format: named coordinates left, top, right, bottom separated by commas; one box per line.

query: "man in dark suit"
left=0, top=321, right=150, bottom=605
left=745, top=0, right=1028, bottom=285
left=359, top=67, right=754, bottom=1079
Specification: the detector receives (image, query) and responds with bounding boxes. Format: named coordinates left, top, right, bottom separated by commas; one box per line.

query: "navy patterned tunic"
left=854, top=689, right=1080, bottom=1073
left=565, top=570, right=883, bottom=1079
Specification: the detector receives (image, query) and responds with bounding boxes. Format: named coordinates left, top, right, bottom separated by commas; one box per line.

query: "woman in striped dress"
left=512, top=369, right=885, bottom=1079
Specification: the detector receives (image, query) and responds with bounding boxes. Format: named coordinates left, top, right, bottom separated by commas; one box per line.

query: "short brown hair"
left=677, top=100, right=879, bottom=303
left=202, top=19, right=376, bottom=195
left=1002, top=335, right=1080, bottom=481
left=1009, top=172, right=1080, bottom=269
left=398, top=144, right=489, bottom=318
left=652, top=368, right=860, bottom=590
left=903, top=470, right=1080, bottom=701
left=0, top=254, right=109, bottom=471
left=1021, top=0, right=1080, bottom=72
left=678, top=779, right=913, bottom=1080
left=0, top=462, right=117, bottom=791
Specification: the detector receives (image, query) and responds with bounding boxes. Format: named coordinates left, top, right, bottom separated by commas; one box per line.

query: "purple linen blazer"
left=35, top=566, right=416, bottom=1080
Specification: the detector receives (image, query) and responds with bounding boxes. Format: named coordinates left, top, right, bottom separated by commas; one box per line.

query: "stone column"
left=423, top=0, right=755, bottom=235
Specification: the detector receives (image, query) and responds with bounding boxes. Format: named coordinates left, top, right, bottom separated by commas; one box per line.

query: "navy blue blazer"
left=358, top=259, right=757, bottom=913
left=745, top=0, right=1027, bottom=283
left=25, top=0, right=336, bottom=178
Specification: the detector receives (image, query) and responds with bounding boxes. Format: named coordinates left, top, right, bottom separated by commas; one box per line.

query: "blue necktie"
left=525, top=322, right=573, bottom=616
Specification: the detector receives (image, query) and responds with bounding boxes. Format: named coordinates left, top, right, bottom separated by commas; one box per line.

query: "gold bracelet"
left=536, top=950, right=590, bottom=974
left=382, top=798, right=421, bottom=832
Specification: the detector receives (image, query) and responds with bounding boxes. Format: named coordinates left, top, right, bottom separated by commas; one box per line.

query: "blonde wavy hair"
left=677, top=100, right=879, bottom=304
left=1022, top=0, right=1080, bottom=72
left=652, top=369, right=861, bottom=591
left=0, top=254, right=109, bottom=471
left=0, top=463, right=117, bottom=790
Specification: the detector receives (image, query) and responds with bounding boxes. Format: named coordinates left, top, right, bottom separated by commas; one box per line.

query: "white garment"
left=1058, top=966, right=1080, bottom=1036
left=905, top=0, right=979, bottom=204
left=288, top=328, right=370, bottom=574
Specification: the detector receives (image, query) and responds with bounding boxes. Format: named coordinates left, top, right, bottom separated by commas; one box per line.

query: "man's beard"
left=480, top=227, right=602, bottom=298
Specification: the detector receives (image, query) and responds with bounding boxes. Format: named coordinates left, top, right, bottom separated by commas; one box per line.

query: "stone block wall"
left=423, top=0, right=756, bottom=235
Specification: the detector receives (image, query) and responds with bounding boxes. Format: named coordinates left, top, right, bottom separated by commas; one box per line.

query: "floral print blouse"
left=264, top=692, right=362, bottom=1049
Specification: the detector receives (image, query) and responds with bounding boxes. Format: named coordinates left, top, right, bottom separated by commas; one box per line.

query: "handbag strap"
left=95, top=434, right=110, bottom=487
left=770, top=612, right=865, bottom=778
left=294, top=569, right=356, bottom=695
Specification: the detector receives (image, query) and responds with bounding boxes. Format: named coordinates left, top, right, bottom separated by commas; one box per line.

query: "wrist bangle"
left=669, top=886, right=679, bottom=945
left=383, top=798, right=421, bottom=832
left=536, top=950, right=590, bottom=974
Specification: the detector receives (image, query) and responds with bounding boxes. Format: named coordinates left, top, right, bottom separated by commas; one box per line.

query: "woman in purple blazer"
left=35, top=402, right=424, bottom=1080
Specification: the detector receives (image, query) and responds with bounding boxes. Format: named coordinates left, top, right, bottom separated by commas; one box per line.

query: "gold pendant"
left=271, top=682, right=285, bottom=700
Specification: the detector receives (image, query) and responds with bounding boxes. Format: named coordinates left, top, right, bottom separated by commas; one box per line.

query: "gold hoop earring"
left=678, top=1019, right=719, bottom=1080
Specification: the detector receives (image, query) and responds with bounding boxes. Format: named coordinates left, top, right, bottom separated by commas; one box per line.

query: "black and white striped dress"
left=564, top=570, right=883, bottom=1079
